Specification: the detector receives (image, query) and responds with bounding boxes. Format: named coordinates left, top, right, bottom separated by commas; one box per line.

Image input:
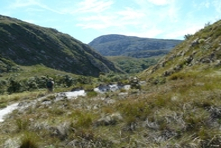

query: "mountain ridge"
left=89, top=34, right=182, bottom=58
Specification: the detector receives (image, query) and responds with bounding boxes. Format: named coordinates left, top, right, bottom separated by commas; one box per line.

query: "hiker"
left=46, top=78, right=54, bottom=92
left=130, top=76, right=141, bottom=89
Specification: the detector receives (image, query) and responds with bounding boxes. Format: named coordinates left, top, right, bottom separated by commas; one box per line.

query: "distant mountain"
left=0, top=15, right=122, bottom=77
left=89, top=34, right=183, bottom=58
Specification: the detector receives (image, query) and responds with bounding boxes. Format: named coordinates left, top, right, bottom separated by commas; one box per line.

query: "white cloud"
left=77, top=23, right=108, bottom=29
left=147, top=0, right=171, bottom=5
left=75, top=3, right=146, bottom=30
left=76, top=14, right=140, bottom=30
left=167, top=3, right=179, bottom=22
left=10, top=0, right=38, bottom=8
left=76, top=14, right=117, bottom=29
left=163, top=24, right=203, bottom=39
left=213, top=0, right=221, bottom=14
left=202, top=1, right=210, bottom=8
left=76, top=0, right=113, bottom=13
left=117, top=7, right=145, bottom=20
left=193, top=0, right=211, bottom=11
left=10, top=0, right=63, bottom=14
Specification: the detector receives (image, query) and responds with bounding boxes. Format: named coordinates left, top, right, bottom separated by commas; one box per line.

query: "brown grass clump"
left=19, top=132, right=39, bottom=148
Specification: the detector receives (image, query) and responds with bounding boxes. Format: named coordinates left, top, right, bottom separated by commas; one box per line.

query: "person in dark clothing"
left=46, top=78, right=54, bottom=92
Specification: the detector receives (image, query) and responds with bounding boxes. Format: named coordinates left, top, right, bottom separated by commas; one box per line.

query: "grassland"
left=1, top=64, right=221, bottom=147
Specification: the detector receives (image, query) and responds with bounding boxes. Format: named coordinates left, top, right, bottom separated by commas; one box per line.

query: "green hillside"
left=107, top=56, right=159, bottom=73
left=0, top=15, right=122, bottom=77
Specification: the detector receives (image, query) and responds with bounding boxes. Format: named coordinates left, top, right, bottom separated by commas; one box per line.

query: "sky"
left=0, top=0, right=221, bottom=44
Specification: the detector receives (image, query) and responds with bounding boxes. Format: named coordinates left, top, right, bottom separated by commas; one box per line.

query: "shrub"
left=184, top=34, right=192, bottom=40
left=198, top=38, right=206, bottom=44
left=7, top=79, right=22, bottom=94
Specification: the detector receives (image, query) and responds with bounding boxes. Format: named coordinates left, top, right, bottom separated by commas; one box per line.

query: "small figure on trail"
left=46, top=78, right=54, bottom=93
left=130, top=76, right=141, bottom=89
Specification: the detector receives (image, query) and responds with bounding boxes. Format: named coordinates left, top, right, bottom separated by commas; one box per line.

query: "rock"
left=49, top=122, right=70, bottom=140
left=3, top=138, right=19, bottom=148
left=191, top=38, right=199, bottom=47
left=143, top=118, right=159, bottom=130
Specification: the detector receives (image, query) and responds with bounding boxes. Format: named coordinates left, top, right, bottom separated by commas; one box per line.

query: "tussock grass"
left=19, top=132, right=39, bottom=148
left=118, top=99, right=151, bottom=124
left=16, top=118, right=30, bottom=132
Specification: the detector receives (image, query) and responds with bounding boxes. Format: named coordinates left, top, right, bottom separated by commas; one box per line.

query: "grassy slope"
left=107, top=56, right=160, bottom=73
left=0, top=65, right=76, bottom=80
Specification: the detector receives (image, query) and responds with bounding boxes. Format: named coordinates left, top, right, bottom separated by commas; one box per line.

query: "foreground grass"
left=1, top=67, right=221, bottom=147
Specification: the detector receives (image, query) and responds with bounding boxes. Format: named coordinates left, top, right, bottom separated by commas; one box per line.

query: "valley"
left=1, top=14, right=221, bottom=147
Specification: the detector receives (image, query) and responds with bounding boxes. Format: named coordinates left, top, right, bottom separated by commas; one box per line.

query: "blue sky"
left=0, top=0, right=221, bottom=44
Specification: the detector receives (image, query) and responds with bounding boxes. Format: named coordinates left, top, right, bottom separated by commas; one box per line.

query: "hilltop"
left=89, top=34, right=182, bottom=58
left=0, top=15, right=122, bottom=77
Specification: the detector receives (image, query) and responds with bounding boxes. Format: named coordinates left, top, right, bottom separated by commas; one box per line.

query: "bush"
left=198, top=38, right=206, bottom=44
left=7, top=79, right=22, bottom=94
